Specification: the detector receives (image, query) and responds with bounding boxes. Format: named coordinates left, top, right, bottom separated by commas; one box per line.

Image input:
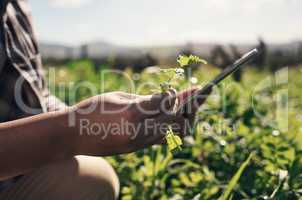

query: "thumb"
left=159, top=89, right=178, bottom=115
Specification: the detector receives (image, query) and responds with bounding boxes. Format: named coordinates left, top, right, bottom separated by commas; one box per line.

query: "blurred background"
left=27, top=1, right=302, bottom=199
left=30, top=0, right=302, bottom=72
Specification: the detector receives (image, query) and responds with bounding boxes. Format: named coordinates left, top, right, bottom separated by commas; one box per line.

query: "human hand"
left=72, top=87, right=211, bottom=156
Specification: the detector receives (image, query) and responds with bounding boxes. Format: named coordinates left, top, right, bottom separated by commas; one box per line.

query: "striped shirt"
left=0, top=0, right=67, bottom=191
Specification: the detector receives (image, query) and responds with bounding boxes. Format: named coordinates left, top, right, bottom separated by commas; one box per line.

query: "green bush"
left=47, top=63, right=302, bottom=200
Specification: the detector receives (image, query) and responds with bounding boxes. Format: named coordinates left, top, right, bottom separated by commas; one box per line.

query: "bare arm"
left=0, top=89, right=210, bottom=181
left=0, top=108, right=76, bottom=181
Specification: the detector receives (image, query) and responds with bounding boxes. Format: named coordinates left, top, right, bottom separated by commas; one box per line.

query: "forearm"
left=0, top=109, right=77, bottom=180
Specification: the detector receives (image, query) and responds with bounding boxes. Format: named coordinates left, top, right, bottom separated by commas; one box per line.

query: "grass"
left=47, top=61, right=302, bottom=200
left=219, top=152, right=255, bottom=200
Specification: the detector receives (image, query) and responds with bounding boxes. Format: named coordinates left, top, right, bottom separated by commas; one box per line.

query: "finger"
left=159, top=89, right=178, bottom=115
left=144, top=89, right=196, bottom=145
left=154, top=117, right=193, bottom=145
left=194, top=86, right=212, bottom=106
left=135, top=89, right=177, bottom=117
left=178, top=86, right=212, bottom=106
left=143, top=112, right=178, bottom=146
left=178, top=87, right=212, bottom=119
left=176, top=87, right=200, bottom=119
left=177, top=87, right=200, bottom=105
left=154, top=120, right=186, bottom=145
left=145, top=94, right=194, bottom=145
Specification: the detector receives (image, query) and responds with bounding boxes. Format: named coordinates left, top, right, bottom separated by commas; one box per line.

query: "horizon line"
left=38, top=38, right=302, bottom=48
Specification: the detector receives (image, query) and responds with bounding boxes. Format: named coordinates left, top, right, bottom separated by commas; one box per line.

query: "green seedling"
left=158, top=55, right=206, bottom=153
left=165, top=126, right=183, bottom=153
left=160, top=55, right=207, bottom=153
left=159, top=68, right=185, bottom=92
left=177, top=54, right=207, bottom=67
left=159, top=82, right=172, bottom=93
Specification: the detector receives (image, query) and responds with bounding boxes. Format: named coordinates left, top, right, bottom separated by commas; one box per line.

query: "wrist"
left=54, top=107, right=80, bottom=158
left=69, top=105, right=100, bottom=156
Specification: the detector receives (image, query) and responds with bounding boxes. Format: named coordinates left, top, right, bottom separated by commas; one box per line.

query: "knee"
left=75, top=156, right=120, bottom=200
left=5, top=156, right=120, bottom=200
left=45, top=156, right=120, bottom=200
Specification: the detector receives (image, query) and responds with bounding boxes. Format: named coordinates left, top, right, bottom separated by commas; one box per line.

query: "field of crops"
left=47, top=61, right=302, bottom=200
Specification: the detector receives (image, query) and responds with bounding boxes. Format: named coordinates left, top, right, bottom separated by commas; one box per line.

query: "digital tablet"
left=180, top=48, right=259, bottom=116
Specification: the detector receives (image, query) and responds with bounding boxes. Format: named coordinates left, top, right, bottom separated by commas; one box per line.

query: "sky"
left=28, top=0, right=302, bottom=46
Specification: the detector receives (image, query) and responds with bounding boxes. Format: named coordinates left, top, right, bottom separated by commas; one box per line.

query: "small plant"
left=159, top=68, right=185, bottom=92
left=51, top=61, right=302, bottom=199
left=177, top=54, right=207, bottom=67
left=165, top=125, right=183, bottom=153
left=159, top=54, right=206, bottom=153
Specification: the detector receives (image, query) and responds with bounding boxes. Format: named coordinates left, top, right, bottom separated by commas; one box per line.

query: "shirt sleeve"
left=0, top=1, right=8, bottom=17
left=45, top=95, right=68, bottom=112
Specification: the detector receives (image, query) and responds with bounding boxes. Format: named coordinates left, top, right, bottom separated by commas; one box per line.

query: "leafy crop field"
left=47, top=62, right=302, bottom=200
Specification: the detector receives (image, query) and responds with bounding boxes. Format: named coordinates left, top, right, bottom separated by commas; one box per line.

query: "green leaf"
left=219, top=152, right=255, bottom=200
left=160, top=82, right=171, bottom=93
left=165, top=126, right=183, bottom=153
left=177, top=55, right=207, bottom=67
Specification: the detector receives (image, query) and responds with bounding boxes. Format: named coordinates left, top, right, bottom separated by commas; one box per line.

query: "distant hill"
left=39, top=40, right=302, bottom=62
left=39, top=43, right=75, bottom=59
